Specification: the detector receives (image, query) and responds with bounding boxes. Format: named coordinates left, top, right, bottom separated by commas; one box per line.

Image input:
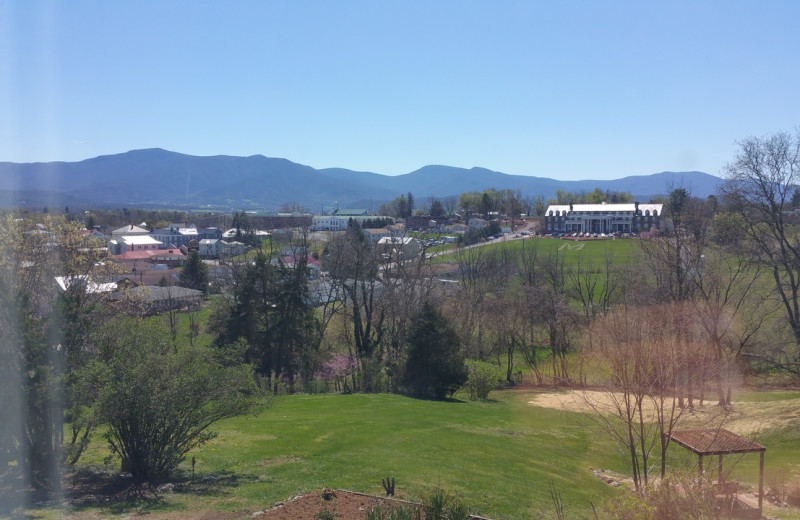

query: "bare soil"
left=527, top=389, right=800, bottom=435
left=251, top=489, right=420, bottom=520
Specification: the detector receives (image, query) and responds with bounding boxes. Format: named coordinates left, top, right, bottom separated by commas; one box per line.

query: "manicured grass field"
left=436, top=236, right=640, bottom=270
left=70, top=390, right=622, bottom=519
left=42, top=388, right=800, bottom=519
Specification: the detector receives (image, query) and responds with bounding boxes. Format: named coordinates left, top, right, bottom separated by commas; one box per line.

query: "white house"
left=378, top=236, right=421, bottom=261
left=199, top=239, right=222, bottom=258
left=117, top=235, right=163, bottom=254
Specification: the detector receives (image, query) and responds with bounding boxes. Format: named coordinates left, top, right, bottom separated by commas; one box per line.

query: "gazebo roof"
left=668, top=428, right=765, bottom=456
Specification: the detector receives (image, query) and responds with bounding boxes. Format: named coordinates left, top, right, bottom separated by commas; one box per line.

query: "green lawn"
left=435, top=236, right=639, bottom=270
left=68, top=390, right=621, bottom=519
left=31, top=387, right=800, bottom=519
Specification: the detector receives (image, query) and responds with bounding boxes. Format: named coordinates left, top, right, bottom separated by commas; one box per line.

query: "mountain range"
left=0, top=149, right=723, bottom=211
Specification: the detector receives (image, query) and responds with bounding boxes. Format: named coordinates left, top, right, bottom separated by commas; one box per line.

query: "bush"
left=366, top=504, right=420, bottom=520
left=423, top=488, right=470, bottom=520
left=92, top=317, right=262, bottom=482
left=464, top=360, right=501, bottom=400
left=603, top=473, right=716, bottom=520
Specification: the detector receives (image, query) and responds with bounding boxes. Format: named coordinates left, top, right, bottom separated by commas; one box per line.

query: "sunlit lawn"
left=27, top=386, right=800, bottom=519
left=69, top=390, right=621, bottom=519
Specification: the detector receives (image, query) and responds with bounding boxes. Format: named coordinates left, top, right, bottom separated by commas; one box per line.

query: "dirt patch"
left=528, top=389, right=800, bottom=436
left=252, top=490, right=423, bottom=520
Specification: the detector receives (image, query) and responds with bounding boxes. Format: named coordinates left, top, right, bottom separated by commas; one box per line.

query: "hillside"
left=0, top=149, right=722, bottom=210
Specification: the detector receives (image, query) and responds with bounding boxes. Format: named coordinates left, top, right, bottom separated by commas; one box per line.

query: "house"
left=222, top=228, right=271, bottom=239
left=113, top=248, right=187, bottom=267
left=386, top=223, right=406, bottom=236
left=110, top=224, right=149, bottom=239
left=220, top=241, right=247, bottom=257
left=109, top=285, right=203, bottom=314
left=544, top=202, right=664, bottom=234
left=116, top=235, right=164, bottom=254
left=279, top=244, right=309, bottom=257
left=377, top=236, right=421, bottom=261
left=199, top=239, right=222, bottom=258
left=446, top=223, right=469, bottom=234
left=362, top=228, right=392, bottom=243
left=468, top=218, right=489, bottom=229
left=271, top=255, right=322, bottom=279
left=54, top=275, right=117, bottom=295
left=150, top=224, right=222, bottom=249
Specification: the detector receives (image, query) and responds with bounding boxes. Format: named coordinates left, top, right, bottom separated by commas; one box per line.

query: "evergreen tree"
left=210, top=252, right=320, bottom=390
left=179, top=251, right=209, bottom=293
left=403, top=302, right=467, bottom=399
left=429, top=198, right=445, bottom=217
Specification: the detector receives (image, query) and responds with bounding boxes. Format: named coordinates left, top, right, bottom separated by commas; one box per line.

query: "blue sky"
left=1, top=1, right=798, bottom=180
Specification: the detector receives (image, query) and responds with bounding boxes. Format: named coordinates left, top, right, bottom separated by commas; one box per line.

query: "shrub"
left=766, top=467, right=790, bottom=502
left=366, top=505, right=421, bottom=520
left=603, top=472, right=716, bottom=520
left=464, top=360, right=501, bottom=400
left=423, top=487, right=470, bottom=520
left=315, top=508, right=337, bottom=520
left=92, top=317, right=261, bottom=482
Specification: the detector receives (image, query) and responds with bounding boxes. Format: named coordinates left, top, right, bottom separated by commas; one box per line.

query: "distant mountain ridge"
left=0, top=148, right=723, bottom=211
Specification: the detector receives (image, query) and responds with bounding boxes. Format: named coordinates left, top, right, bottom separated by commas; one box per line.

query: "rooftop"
left=668, top=428, right=765, bottom=455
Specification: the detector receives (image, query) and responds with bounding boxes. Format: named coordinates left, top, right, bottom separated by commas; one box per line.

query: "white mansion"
left=544, top=202, right=664, bottom=234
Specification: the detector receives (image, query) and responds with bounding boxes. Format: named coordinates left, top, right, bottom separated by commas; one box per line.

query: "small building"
left=378, top=236, right=421, bottom=261
left=110, top=285, right=203, bottom=314
left=199, top=239, right=221, bottom=258
left=386, top=223, right=406, bottom=236
left=362, top=228, right=392, bottom=243
left=468, top=218, right=489, bottom=229
left=151, top=224, right=222, bottom=249
left=118, top=235, right=164, bottom=254
left=110, top=224, right=149, bottom=239
left=271, top=255, right=322, bottom=279
left=220, top=241, right=247, bottom=257
left=114, top=248, right=187, bottom=267
left=446, top=223, right=469, bottom=234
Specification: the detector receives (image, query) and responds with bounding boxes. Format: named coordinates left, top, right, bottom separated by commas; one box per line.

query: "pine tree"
left=179, top=251, right=209, bottom=293
left=403, top=302, right=467, bottom=399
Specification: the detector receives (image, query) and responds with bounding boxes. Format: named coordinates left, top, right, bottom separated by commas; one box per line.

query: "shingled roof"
left=668, top=428, right=765, bottom=455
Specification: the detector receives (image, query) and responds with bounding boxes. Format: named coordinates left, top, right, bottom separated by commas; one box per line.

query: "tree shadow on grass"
left=176, top=469, right=260, bottom=498
left=0, top=469, right=63, bottom=519
left=66, top=466, right=259, bottom=515
left=403, top=394, right=466, bottom=404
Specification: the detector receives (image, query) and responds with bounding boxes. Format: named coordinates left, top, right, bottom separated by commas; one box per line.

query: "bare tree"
left=323, top=222, right=386, bottom=390
left=569, top=250, right=621, bottom=320
left=581, top=304, right=689, bottom=494
left=692, top=248, right=765, bottom=406
left=721, top=129, right=800, bottom=375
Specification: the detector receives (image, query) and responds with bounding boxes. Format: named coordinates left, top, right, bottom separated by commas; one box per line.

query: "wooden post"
left=698, top=454, right=704, bottom=477
left=717, top=454, right=723, bottom=485
left=759, top=451, right=765, bottom=512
